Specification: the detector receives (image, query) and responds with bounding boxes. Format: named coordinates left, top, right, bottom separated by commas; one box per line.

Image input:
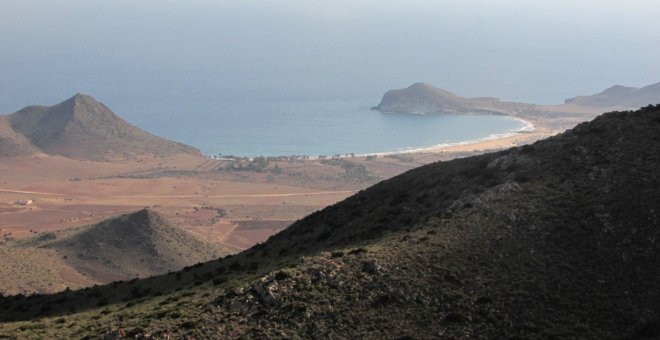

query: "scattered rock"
left=362, top=260, right=381, bottom=274
left=252, top=279, right=278, bottom=306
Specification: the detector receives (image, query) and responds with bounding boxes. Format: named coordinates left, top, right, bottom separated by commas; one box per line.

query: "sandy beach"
left=405, top=106, right=602, bottom=156
left=361, top=113, right=579, bottom=158
left=426, top=130, right=547, bottom=153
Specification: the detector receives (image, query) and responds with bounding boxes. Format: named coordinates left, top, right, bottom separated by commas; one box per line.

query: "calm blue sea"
left=1, top=2, right=658, bottom=157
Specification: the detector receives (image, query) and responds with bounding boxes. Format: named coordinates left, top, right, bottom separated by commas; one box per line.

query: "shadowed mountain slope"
left=2, top=94, right=200, bottom=160
left=1, top=106, right=660, bottom=339
left=565, top=81, right=660, bottom=109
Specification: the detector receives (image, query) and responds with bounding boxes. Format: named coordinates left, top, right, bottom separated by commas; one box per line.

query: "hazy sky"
left=1, top=0, right=659, bottom=111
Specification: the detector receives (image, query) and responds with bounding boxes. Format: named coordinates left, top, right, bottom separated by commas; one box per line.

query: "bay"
left=121, top=97, right=527, bottom=157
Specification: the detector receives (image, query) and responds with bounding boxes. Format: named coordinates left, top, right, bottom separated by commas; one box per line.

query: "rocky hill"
left=1, top=106, right=660, bottom=339
left=1, top=94, right=201, bottom=160
left=372, top=82, right=535, bottom=115
left=565, top=81, right=660, bottom=109
left=47, top=209, right=228, bottom=282
left=0, top=209, right=229, bottom=295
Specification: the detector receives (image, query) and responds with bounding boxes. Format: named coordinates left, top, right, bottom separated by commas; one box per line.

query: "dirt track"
left=0, top=188, right=356, bottom=199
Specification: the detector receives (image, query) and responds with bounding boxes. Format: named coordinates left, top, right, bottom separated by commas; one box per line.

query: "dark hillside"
left=1, top=106, right=659, bottom=339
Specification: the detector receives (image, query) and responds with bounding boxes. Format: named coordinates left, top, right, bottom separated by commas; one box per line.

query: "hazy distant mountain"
left=565, top=82, right=660, bottom=109
left=47, top=209, right=228, bottom=282
left=372, top=82, right=534, bottom=115
left=1, top=94, right=201, bottom=160
left=3, top=105, right=660, bottom=339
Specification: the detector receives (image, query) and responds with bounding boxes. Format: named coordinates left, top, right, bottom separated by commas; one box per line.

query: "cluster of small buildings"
left=13, top=199, right=33, bottom=206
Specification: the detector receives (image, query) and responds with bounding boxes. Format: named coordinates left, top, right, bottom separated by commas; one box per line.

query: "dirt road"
left=0, top=188, right=356, bottom=199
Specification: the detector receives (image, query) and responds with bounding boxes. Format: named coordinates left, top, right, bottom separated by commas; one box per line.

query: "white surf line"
left=112, top=190, right=357, bottom=199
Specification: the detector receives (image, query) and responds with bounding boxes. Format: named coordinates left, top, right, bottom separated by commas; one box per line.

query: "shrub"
left=348, top=248, right=367, bottom=255
left=274, top=271, right=291, bottom=281
left=212, top=277, right=227, bottom=286
left=331, top=251, right=344, bottom=258
left=316, top=230, right=332, bottom=241
left=180, top=320, right=197, bottom=329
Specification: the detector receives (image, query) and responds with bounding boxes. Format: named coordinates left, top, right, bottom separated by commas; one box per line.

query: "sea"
left=124, top=96, right=530, bottom=158
left=1, top=2, right=658, bottom=157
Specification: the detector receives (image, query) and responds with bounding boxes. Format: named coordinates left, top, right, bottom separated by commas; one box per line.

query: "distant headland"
left=371, top=82, right=533, bottom=115
left=372, top=81, right=660, bottom=116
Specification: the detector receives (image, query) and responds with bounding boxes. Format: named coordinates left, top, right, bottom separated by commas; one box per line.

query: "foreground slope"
left=2, top=94, right=200, bottom=160
left=1, top=106, right=660, bottom=338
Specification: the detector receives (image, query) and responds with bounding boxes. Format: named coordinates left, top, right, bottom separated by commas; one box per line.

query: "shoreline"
left=212, top=116, right=545, bottom=161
